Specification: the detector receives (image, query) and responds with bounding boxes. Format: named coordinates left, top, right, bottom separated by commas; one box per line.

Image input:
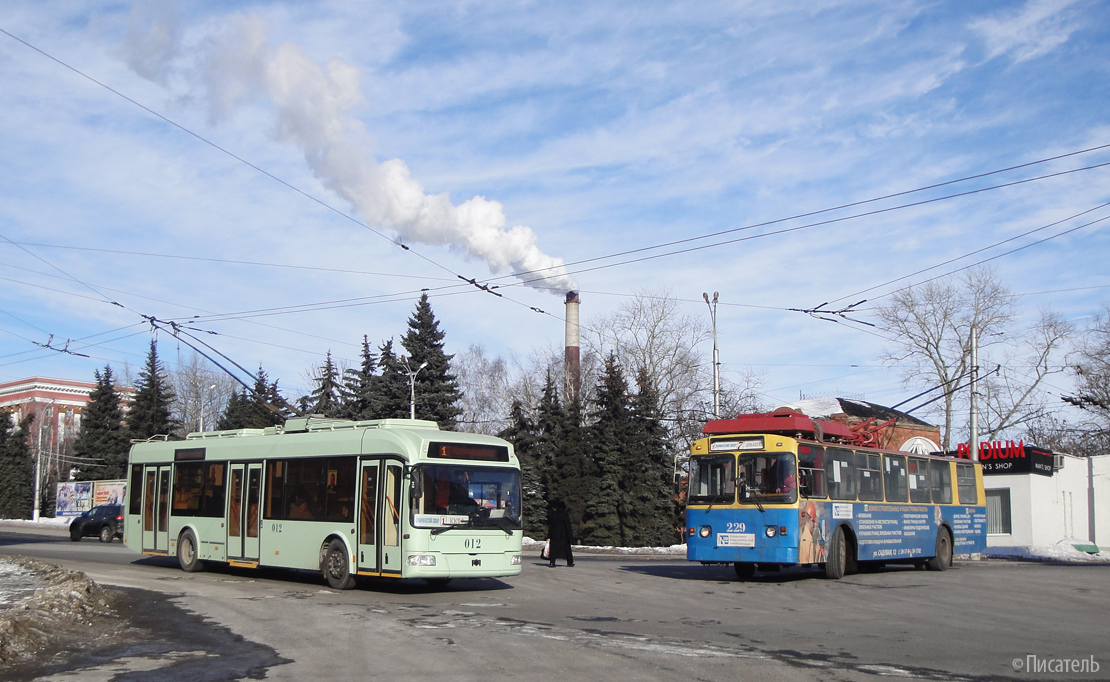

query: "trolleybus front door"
left=357, top=460, right=404, bottom=576
left=381, top=462, right=403, bottom=575
left=227, top=463, right=262, bottom=562
left=141, top=465, right=171, bottom=554
left=357, top=461, right=380, bottom=573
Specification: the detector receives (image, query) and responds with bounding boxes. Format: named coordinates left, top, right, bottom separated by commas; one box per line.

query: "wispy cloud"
left=970, top=0, right=1084, bottom=63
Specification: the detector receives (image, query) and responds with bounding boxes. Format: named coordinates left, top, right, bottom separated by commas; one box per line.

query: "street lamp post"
left=402, top=358, right=429, bottom=419
left=703, top=292, right=720, bottom=420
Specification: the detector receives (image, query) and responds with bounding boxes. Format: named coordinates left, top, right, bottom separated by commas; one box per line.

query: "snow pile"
left=0, top=557, right=116, bottom=665
left=984, top=539, right=1109, bottom=564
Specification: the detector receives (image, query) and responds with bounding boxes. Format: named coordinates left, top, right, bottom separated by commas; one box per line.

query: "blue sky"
left=1, top=0, right=1108, bottom=422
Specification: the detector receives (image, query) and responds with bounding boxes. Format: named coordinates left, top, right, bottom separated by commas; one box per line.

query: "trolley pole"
left=703, top=292, right=720, bottom=420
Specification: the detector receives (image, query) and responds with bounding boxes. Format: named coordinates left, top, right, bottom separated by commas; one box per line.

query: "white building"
left=979, top=441, right=1109, bottom=553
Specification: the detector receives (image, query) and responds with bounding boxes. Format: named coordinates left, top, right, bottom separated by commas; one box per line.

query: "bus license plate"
left=717, top=533, right=755, bottom=547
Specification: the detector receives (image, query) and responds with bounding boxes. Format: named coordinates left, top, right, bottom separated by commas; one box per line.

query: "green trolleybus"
left=686, top=411, right=987, bottom=580
left=124, top=416, right=523, bottom=589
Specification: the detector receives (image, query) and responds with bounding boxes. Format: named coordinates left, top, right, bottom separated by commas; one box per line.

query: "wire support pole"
left=703, top=292, right=721, bottom=420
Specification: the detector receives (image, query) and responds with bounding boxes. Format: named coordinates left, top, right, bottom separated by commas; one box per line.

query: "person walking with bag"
left=546, top=499, right=574, bottom=567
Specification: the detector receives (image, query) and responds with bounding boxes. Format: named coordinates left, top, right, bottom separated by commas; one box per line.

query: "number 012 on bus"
left=685, top=412, right=987, bottom=580
left=124, top=417, right=524, bottom=589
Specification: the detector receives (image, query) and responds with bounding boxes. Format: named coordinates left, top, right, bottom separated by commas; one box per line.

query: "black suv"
left=69, top=504, right=124, bottom=543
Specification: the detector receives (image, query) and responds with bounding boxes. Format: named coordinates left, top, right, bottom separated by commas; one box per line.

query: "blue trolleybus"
left=125, top=416, right=523, bottom=589
left=686, top=411, right=986, bottom=579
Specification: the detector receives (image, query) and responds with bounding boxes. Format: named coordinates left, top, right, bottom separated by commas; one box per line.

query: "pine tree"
left=0, top=412, right=34, bottom=519
left=499, top=400, right=545, bottom=537
left=218, top=390, right=250, bottom=430
left=72, top=366, right=131, bottom=480
left=128, top=340, right=178, bottom=440
left=580, top=354, right=632, bottom=546
left=217, top=367, right=286, bottom=430
left=400, top=294, right=463, bottom=428
left=341, top=336, right=378, bottom=419
left=630, top=367, right=680, bottom=547
left=307, top=351, right=343, bottom=417
left=549, top=390, right=591, bottom=544
left=371, top=339, right=411, bottom=418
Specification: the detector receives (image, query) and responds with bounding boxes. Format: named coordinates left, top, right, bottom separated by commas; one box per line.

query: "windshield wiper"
left=739, top=481, right=765, bottom=513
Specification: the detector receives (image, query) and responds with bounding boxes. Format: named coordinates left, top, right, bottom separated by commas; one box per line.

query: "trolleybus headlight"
left=765, top=526, right=777, bottom=538
left=699, top=526, right=711, bottom=538
left=407, top=554, right=437, bottom=567
left=510, top=554, right=522, bottom=566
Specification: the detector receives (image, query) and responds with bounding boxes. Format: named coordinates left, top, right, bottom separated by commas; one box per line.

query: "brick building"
left=0, top=376, right=134, bottom=480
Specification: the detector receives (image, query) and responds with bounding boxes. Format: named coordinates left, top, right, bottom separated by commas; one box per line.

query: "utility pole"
left=703, top=292, right=721, bottom=419
left=970, top=324, right=979, bottom=461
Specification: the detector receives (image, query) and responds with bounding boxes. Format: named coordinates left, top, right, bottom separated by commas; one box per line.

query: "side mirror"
left=409, top=473, right=423, bottom=500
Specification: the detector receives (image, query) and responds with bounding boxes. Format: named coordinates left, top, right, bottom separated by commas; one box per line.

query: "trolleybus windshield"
left=412, top=464, right=521, bottom=532
left=736, top=452, right=796, bottom=505
left=688, top=455, right=736, bottom=505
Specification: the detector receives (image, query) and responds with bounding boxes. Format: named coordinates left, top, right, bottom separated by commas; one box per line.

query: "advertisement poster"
left=93, top=480, right=127, bottom=506
left=55, top=482, right=92, bottom=517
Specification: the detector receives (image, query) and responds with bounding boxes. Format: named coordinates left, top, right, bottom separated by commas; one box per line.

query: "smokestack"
left=564, top=291, right=581, bottom=400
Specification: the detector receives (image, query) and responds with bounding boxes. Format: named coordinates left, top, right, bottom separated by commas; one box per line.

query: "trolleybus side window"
left=266, top=460, right=284, bottom=519
left=908, top=457, right=932, bottom=503
left=798, top=445, right=826, bottom=499
left=268, top=456, right=356, bottom=522
left=688, top=455, right=736, bottom=504
left=325, top=461, right=357, bottom=522
left=883, top=454, right=909, bottom=502
left=930, top=460, right=953, bottom=504
left=956, top=462, right=978, bottom=504
left=172, top=462, right=227, bottom=517
left=826, top=448, right=857, bottom=501
left=857, top=452, right=883, bottom=501
left=129, top=465, right=143, bottom=516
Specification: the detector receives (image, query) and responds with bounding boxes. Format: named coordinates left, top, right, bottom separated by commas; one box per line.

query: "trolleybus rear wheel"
left=824, top=526, right=847, bottom=580
left=323, top=539, right=356, bottom=590
left=925, top=528, right=952, bottom=571
left=733, top=562, right=756, bottom=580
left=178, top=529, right=204, bottom=573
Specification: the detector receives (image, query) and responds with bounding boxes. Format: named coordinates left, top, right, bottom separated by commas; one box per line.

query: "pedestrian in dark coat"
left=546, top=499, right=574, bottom=567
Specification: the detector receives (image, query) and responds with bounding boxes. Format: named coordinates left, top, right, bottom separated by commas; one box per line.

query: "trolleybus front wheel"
left=323, top=539, right=356, bottom=590
left=733, top=562, right=756, bottom=580
left=178, top=529, right=204, bottom=573
left=925, top=528, right=952, bottom=571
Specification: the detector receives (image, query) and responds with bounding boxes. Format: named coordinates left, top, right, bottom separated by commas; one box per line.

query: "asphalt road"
left=2, top=527, right=1108, bottom=681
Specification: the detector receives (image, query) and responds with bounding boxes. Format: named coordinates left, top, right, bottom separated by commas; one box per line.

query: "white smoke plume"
left=123, top=10, right=576, bottom=293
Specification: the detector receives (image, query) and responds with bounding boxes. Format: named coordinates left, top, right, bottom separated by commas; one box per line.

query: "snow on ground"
left=983, top=539, right=1110, bottom=564
left=522, top=537, right=685, bottom=555
left=0, top=561, right=43, bottom=609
